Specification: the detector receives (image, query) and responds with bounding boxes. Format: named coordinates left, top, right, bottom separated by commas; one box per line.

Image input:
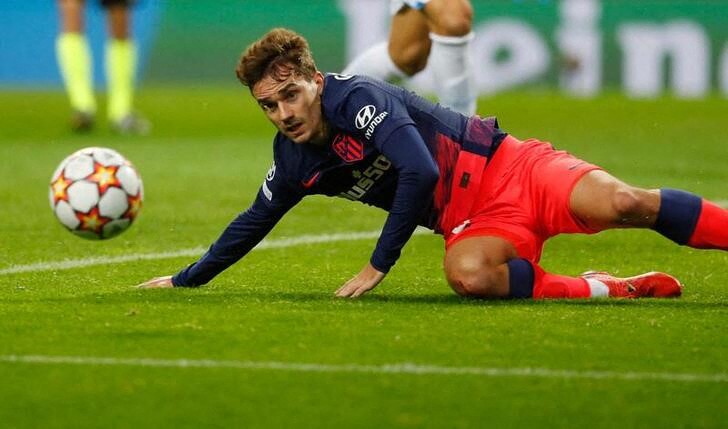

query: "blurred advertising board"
left=2, top=0, right=727, bottom=97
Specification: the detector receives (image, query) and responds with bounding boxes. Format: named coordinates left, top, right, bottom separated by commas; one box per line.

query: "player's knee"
left=428, top=2, right=473, bottom=37
left=434, top=13, right=472, bottom=37
left=445, top=259, right=502, bottom=298
left=611, top=187, right=651, bottom=220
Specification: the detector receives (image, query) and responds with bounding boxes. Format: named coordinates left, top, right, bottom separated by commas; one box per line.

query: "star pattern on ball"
left=75, top=206, right=112, bottom=235
left=88, top=163, right=121, bottom=194
left=124, top=192, right=143, bottom=220
left=51, top=172, right=72, bottom=204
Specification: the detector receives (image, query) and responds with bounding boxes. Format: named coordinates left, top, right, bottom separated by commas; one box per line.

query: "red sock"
left=688, top=200, right=728, bottom=250
left=532, top=264, right=591, bottom=299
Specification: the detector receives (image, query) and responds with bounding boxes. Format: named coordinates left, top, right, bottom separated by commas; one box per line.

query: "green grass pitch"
left=0, top=87, right=726, bottom=428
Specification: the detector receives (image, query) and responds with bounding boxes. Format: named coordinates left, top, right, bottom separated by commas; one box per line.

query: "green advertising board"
left=146, top=0, right=728, bottom=97
left=146, top=2, right=347, bottom=82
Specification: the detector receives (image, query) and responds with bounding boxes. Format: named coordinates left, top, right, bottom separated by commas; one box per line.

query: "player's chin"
left=288, top=129, right=310, bottom=144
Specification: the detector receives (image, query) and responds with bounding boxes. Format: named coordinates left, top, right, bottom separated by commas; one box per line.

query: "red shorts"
left=443, top=135, right=602, bottom=263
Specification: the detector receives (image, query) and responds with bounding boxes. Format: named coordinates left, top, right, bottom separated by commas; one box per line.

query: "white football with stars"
left=49, top=147, right=143, bottom=240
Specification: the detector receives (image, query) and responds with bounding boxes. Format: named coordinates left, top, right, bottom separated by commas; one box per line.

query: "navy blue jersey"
left=173, top=74, right=505, bottom=287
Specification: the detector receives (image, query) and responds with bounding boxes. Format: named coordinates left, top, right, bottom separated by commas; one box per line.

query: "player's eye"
left=285, top=91, right=298, bottom=101
left=261, top=102, right=277, bottom=112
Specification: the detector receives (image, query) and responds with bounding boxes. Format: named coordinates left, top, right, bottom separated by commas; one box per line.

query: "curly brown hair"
left=236, top=28, right=318, bottom=89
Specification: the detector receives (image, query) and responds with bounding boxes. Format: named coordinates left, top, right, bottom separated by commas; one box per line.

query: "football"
left=49, top=147, right=143, bottom=240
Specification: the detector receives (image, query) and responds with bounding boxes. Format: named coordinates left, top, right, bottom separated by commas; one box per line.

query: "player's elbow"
left=402, top=161, right=439, bottom=188
left=421, top=163, right=440, bottom=189
left=400, top=165, right=438, bottom=199
left=412, top=163, right=439, bottom=195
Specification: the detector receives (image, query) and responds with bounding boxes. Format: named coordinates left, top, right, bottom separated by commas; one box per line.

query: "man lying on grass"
left=139, top=28, right=727, bottom=299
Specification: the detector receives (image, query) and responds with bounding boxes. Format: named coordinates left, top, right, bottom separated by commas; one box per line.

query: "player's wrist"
left=369, top=258, right=390, bottom=274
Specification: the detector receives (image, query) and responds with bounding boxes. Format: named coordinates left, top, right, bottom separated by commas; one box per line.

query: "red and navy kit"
left=173, top=74, right=506, bottom=287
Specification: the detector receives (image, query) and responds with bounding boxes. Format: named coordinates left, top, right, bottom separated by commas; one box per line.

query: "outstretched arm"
left=138, top=181, right=302, bottom=289
left=336, top=124, right=439, bottom=297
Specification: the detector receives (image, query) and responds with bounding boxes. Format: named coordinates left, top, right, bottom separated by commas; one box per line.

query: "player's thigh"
left=389, top=7, right=431, bottom=75
left=569, top=170, right=660, bottom=230
left=421, top=0, right=473, bottom=36
left=443, top=235, right=518, bottom=296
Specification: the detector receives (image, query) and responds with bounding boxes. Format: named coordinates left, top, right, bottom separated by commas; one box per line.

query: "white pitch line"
left=0, top=354, right=725, bottom=383
left=0, top=228, right=430, bottom=276
left=5, top=198, right=726, bottom=277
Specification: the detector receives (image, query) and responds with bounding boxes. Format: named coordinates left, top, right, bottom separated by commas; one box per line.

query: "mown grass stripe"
left=0, top=229, right=429, bottom=276
left=3, top=198, right=725, bottom=276
left=0, top=354, right=725, bottom=383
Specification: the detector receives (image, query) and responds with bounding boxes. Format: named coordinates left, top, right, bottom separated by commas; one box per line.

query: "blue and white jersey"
left=173, top=74, right=505, bottom=287
left=390, top=0, right=430, bottom=15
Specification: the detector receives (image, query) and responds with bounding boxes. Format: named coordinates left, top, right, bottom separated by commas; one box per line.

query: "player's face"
left=252, top=70, right=325, bottom=144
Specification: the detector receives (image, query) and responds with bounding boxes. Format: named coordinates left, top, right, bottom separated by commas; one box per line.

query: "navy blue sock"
left=507, top=258, right=534, bottom=299
left=654, top=189, right=702, bottom=245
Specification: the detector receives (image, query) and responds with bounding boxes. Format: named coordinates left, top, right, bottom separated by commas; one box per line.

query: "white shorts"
left=390, top=0, right=430, bottom=15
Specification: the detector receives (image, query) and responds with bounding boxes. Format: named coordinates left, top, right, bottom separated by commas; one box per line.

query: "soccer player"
left=56, top=0, right=149, bottom=134
left=342, top=0, right=476, bottom=116
left=138, top=28, right=728, bottom=300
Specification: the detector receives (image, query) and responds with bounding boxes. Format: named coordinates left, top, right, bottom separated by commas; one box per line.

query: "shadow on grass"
left=10, top=287, right=728, bottom=310
left=353, top=293, right=728, bottom=310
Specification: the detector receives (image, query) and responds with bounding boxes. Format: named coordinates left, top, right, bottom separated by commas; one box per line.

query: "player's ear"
left=314, top=71, right=324, bottom=95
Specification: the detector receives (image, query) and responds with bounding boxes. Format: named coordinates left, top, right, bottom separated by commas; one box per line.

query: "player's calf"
left=505, top=259, right=682, bottom=299
left=389, top=41, right=430, bottom=76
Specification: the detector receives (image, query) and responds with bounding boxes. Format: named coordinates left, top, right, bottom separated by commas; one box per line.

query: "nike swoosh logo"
left=302, top=171, right=321, bottom=189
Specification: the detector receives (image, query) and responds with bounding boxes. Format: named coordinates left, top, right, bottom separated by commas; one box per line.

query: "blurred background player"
left=342, top=0, right=477, bottom=115
left=56, top=0, right=149, bottom=134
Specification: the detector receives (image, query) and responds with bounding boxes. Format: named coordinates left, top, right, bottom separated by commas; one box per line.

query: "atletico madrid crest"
left=332, top=133, right=364, bottom=163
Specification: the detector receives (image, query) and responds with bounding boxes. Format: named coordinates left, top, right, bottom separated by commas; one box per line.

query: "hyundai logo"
left=355, top=105, right=376, bottom=129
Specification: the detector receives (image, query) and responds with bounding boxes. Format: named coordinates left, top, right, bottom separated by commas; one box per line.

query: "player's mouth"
left=285, top=122, right=304, bottom=136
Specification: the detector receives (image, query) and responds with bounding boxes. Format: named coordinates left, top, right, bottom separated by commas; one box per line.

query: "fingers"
left=335, top=280, right=373, bottom=298
left=335, top=281, right=356, bottom=297
left=335, top=264, right=386, bottom=298
left=137, top=275, right=173, bottom=289
left=350, top=286, right=368, bottom=298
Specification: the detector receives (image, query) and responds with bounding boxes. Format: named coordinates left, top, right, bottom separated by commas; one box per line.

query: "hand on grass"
left=137, top=275, right=174, bottom=289
left=335, top=263, right=385, bottom=298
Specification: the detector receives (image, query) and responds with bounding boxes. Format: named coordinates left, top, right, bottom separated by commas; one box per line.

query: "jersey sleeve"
left=172, top=161, right=303, bottom=287
left=333, top=82, right=440, bottom=273
left=368, top=124, right=439, bottom=272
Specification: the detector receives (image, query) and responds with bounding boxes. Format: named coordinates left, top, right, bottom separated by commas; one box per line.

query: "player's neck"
left=307, top=119, right=330, bottom=147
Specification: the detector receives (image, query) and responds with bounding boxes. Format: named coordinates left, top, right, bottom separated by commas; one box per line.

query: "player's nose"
left=278, top=102, right=293, bottom=120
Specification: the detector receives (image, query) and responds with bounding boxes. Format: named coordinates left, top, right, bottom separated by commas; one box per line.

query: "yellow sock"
left=56, top=32, right=96, bottom=114
left=106, top=38, right=137, bottom=122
